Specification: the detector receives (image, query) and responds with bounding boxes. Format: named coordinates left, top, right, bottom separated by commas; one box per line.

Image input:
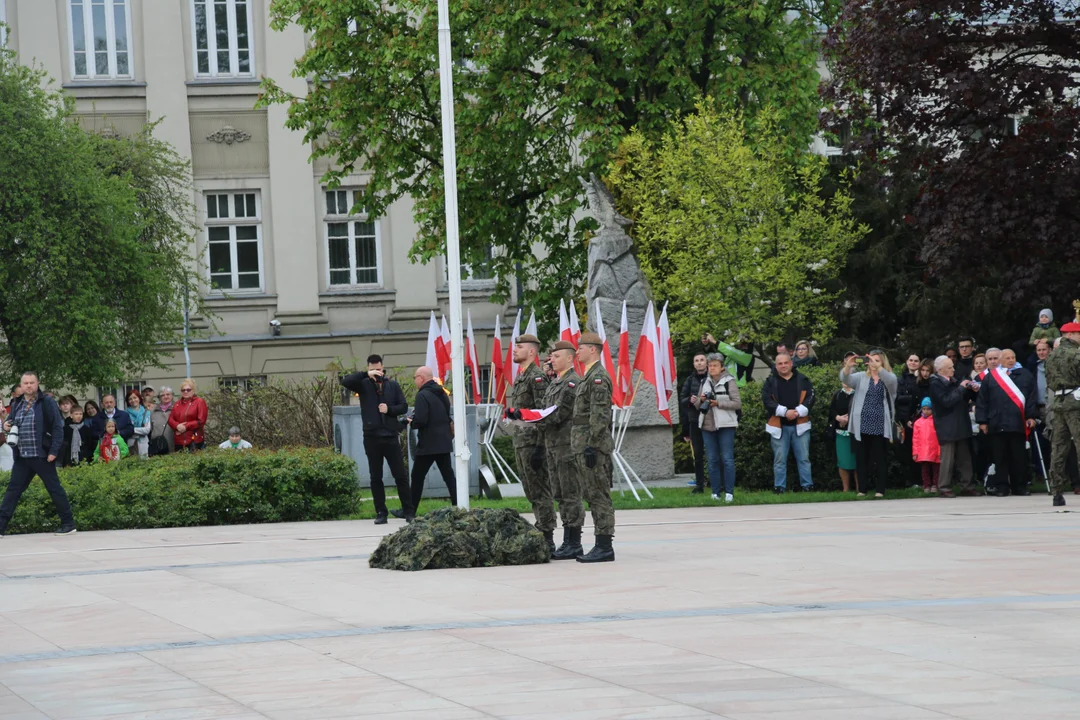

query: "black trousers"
left=0, top=455, right=75, bottom=530
left=410, top=452, right=457, bottom=509
left=688, top=424, right=706, bottom=489
left=364, top=434, right=412, bottom=516
left=854, top=434, right=889, bottom=495
left=990, top=431, right=1028, bottom=493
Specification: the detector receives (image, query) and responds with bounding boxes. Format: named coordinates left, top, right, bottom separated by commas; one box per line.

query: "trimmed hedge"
left=2, top=448, right=360, bottom=535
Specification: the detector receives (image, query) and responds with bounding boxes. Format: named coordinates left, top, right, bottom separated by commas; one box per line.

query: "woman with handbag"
left=840, top=350, right=899, bottom=498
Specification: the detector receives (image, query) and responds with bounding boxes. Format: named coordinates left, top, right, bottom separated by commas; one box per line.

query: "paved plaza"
left=1, top=497, right=1078, bottom=719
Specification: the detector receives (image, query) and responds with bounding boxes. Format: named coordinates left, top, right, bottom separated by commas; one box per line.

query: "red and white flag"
left=491, top=314, right=506, bottom=404
left=505, top=406, right=558, bottom=422
left=434, top=315, right=452, bottom=380
left=616, top=301, right=632, bottom=405
left=425, top=311, right=440, bottom=375
left=595, top=300, right=623, bottom=407
left=559, top=300, right=573, bottom=344
left=632, top=301, right=671, bottom=424
left=525, top=311, right=540, bottom=366
left=569, top=301, right=581, bottom=348
left=465, top=311, right=482, bottom=402
left=658, top=302, right=676, bottom=400
left=503, top=309, right=522, bottom=390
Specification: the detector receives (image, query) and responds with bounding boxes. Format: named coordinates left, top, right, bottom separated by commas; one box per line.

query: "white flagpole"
left=437, top=0, right=470, bottom=509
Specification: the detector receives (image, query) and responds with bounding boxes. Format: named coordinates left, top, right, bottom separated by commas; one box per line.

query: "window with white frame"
left=446, top=245, right=494, bottom=286
left=69, top=0, right=133, bottom=79
left=192, top=0, right=253, bottom=77
left=205, top=191, right=263, bottom=292
left=325, top=189, right=380, bottom=287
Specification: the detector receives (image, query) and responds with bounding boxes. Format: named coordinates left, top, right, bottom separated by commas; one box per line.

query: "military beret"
left=551, top=340, right=576, bottom=351
left=515, top=334, right=541, bottom=345
left=579, top=332, right=604, bottom=347
left=1061, top=322, right=1080, bottom=333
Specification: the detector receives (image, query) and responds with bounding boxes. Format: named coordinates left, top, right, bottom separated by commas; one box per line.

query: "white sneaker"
left=724, top=493, right=734, bottom=503
left=711, top=493, right=720, bottom=500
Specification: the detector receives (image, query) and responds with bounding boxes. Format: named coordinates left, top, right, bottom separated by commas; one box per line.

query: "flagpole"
left=437, top=0, right=470, bottom=509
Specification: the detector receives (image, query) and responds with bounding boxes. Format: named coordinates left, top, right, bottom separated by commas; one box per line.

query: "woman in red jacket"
left=169, top=378, right=208, bottom=451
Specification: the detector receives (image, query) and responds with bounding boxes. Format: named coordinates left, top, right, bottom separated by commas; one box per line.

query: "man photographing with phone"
left=340, top=355, right=413, bottom=524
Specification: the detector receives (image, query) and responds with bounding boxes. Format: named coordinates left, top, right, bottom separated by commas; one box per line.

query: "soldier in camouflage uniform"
left=508, top=334, right=556, bottom=548
left=535, top=340, right=585, bottom=560
left=571, top=332, right=616, bottom=563
left=1045, top=321, right=1080, bottom=507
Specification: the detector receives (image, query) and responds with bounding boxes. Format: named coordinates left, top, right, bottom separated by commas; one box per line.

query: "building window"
left=218, top=375, right=266, bottom=392
left=325, top=189, right=380, bottom=287
left=205, top=191, right=263, bottom=292
left=192, top=0, right=253, bottom=77
left=97, top=381, right=144, bottom=410
left=69, top=0, right=133, bottom=79
left=446, top=245, right=495, bottom=287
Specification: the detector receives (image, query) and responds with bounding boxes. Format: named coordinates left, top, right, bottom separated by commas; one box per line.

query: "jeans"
left=363, top=434, right=412, bottom=516
left=702, top=427, right=736, bottom=494
left=0, top=455, right=75, bottom=531
left=770, top=426, right=812, bottom=490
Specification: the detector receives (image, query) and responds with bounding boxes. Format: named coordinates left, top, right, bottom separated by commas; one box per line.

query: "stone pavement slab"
left=0, top=497, right=1077, bottom=719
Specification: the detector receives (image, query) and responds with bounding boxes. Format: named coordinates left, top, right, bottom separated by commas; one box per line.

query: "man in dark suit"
left=975, top=348, right=1037, bottom=496
left=89, top=394, right=135, bottom=445
left=340, top=354, right=412, bottom=524
left=408, top=366, right=457, bottom=510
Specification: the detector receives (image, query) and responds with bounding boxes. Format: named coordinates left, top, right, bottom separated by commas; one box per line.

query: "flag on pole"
left=503, top=309, right=522, bottom=391
left=425, top=311, right=440, bottom=375
left=465, top=311, right=481, bottom=402
left=595, top=300, right=623, bottom=407
left=632, top=301, right=671, bottom=424
left=434, top=315, right=452, bottom=380
left=569, top=301, right=581, bottom=348
left=559, top=300, right=572, bottom=344
left=525, top=311, right=540, bottom=366
left=616, top=301, right=632, bottom=405
left=491, top=314, right=506, bottom=404
left=658, top=302, right=676, bottom=400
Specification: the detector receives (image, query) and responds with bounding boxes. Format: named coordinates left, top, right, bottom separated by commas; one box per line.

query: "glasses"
left=181, top=388, right=193, bottom=393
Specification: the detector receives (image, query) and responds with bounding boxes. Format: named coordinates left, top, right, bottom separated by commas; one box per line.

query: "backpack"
left=148, top=434, right=171, bottom=457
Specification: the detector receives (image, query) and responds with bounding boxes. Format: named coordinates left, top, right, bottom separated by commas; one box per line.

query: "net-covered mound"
left=369, top=507, right=550, bottom=571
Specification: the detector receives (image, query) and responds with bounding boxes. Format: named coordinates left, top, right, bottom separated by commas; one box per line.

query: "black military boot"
left=576, top=534, right=615, bottom=563
left=543, top=530, right=556, bottom=556
left=1053, top=493, right=1066, bottom=507
left=552, top=527, right=583, bottom=560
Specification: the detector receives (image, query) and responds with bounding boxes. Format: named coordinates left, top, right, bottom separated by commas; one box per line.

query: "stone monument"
left=579, top=174, right=675, bottom=482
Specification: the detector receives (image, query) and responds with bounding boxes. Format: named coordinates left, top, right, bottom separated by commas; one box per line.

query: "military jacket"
left=570, top=361, right=614, bottom=454
left=1045, top=337, right=1080, bottom=410
left=510, top=362, right=549, bottom=447
left=537, top=368, right=581, bottom=448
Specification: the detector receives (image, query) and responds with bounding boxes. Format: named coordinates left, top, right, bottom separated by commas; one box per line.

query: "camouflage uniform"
left=510, top=362, right=556, bottom=531
left=536, top=368, right=584, bottom=529
left=1045, top=336, right=1080, bottom=496
left=571, top=360, right=615, bottom=537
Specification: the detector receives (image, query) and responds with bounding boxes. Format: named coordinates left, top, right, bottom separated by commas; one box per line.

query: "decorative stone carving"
left=206, top=125, right=252, bottom=145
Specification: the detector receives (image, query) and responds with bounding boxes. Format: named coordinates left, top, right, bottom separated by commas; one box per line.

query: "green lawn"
left=343, top=486, right=931, bottom=520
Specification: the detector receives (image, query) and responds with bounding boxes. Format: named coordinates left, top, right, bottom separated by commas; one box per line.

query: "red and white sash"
left=993, top=367, right=1028, bottom=436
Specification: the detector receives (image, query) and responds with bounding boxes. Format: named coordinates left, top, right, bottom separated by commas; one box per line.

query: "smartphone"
left=854, top=356, right=866, bottom=367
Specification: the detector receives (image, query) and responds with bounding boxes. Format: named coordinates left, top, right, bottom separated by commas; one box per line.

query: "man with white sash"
left=975, top=349, right=1037, bottom=496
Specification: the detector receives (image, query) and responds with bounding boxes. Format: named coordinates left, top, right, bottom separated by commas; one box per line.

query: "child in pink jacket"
left=912, top=397, right=941, bottom=493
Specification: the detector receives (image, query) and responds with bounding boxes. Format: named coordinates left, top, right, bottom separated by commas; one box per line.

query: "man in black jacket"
left=975, top=349, right=1037, bottom=497
left=0, top=372, right=76, bottom=536
left=340, top=355, right=413, bottom=523
left=954, top=337, right=977, bottom=380
left=89, top=394, right=135, bottom=444
left=930, top=355, right=979, bottom=497
left=680, top=353, right=708, bottom=493
left=409, top=366, right=457, bottom=509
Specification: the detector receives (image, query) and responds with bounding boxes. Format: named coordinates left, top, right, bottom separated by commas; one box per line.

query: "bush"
left=204, top=372, right=341, bottom=449
left=2, top=448, right=360, bottom=534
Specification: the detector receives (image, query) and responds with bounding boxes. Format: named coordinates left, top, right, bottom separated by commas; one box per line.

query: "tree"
left=823, top=1, right=1080, bottom=312
left=607, top=105, right=867, bottom=357
left=0, top=50, right=203, bottom=388
left=260, top=0, right=833, bottom=330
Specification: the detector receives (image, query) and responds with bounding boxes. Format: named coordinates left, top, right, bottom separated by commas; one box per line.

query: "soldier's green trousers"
left=577, top=451, right=615, bottom=537
left=1050, top=408, right=1080, bottom=495
left=546, top=442, right=584, bottom=529
left=515, top=444, right=557, bottom=532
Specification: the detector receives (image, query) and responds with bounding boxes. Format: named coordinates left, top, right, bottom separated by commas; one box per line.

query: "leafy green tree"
left=260, top=0, right=833, bottom=330
left=0, top=50, right=203, bottom=388
left=607, top=105, right=867, bottom=358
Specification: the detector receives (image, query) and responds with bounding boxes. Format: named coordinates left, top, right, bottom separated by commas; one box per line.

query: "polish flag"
left=595, top=300, right=623, bottom=407
left=525, top=311, right=540, bottom=366
left=632, top=301, right=671, bottom=424
left=465, top=311, right=482, bottom=402
left=434, top=315, right=452, bottom=380
left=491, top=315, right=506, bottom=404
left=569, top=301, right=581, bottom=348
left=505, top=406, right=558, bottom=422
left=425, top=311, right=440, bottom=375
left=503, top=309, right=522, bottom=390
left=559, top=300, right=573, bottom=344
left=616, top=301, right=632, bottom=405
left=658, top=302, right=676, bottom=400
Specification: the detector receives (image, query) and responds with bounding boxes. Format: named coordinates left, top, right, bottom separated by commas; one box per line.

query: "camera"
left=5, top=422, right=18, bottom=447
left=698, top=391, right=715, bottom=413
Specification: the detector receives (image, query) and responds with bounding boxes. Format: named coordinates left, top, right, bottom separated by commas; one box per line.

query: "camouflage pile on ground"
left=369, top=507, right=550, bottom=571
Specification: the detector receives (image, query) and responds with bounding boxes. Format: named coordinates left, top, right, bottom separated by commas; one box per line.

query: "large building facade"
left=2, top=0, right=511, bottom=398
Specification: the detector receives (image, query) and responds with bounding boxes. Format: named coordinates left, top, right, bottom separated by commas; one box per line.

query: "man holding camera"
left=509, top=334, right=555, bottom=548
left=340, top=355, right=413, bottom=524
left=0, top=371, right=76, bottom=537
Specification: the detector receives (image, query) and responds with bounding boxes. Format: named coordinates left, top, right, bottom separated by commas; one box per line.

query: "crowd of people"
left=680, top=310, right=1080, bottom=507
left=0, top=375, right=252, bottom=537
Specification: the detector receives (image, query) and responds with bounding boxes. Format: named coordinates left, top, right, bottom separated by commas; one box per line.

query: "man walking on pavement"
left=572, top=333, right=616, bottom=563
left=1045, top=320, right=1080, bottom=507
left=509, top=334, right=556, bottom=550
